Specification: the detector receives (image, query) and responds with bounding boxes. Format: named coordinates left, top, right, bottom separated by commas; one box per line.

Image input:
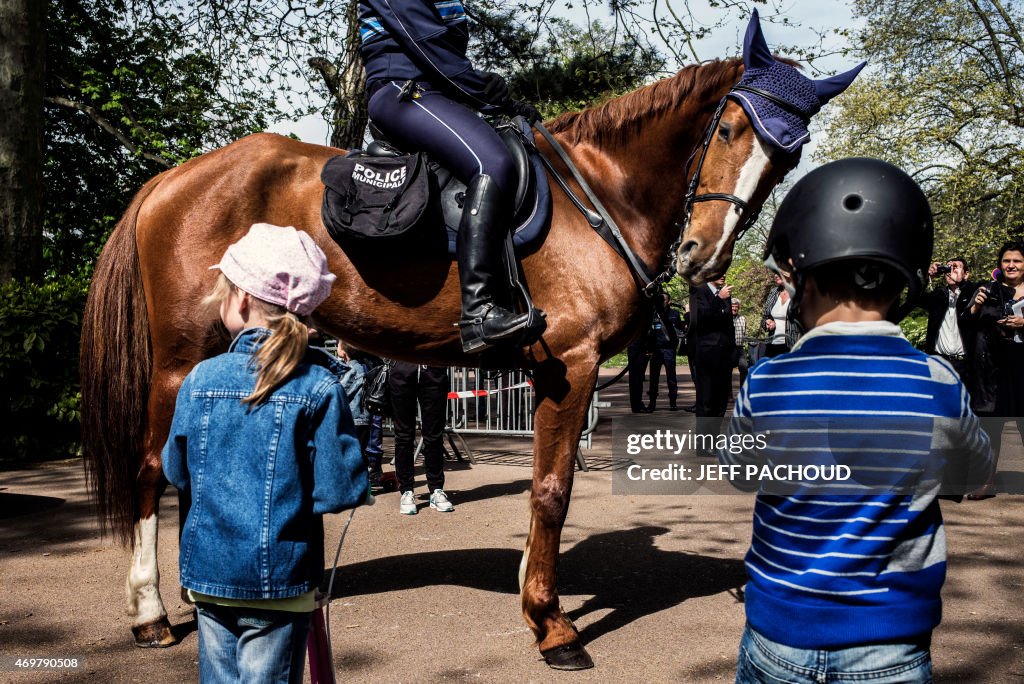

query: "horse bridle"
left=527, top=82, right=806, bottom=300
left=678, top=83, right=809, bottom=245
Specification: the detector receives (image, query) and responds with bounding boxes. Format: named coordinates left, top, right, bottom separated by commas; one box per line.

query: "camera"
left=934, top=264, right=952, bottom=275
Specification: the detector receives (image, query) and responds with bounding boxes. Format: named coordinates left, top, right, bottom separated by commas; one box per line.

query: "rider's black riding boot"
left=457, top=174, right=535, bottom=353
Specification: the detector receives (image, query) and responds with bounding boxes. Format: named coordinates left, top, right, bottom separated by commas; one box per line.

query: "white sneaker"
left=399, top=490, right=417, bottom=515
left=429, top=489, right=454, bottom=513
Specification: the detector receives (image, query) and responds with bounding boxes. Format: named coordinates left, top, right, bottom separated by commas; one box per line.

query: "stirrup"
left=458, top=304, right=531, bottom=353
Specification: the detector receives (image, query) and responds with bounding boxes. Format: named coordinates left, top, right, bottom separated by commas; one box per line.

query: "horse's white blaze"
left=697, top=134, right=773, bottom=279
left=126, top=515, right=166, bottom=625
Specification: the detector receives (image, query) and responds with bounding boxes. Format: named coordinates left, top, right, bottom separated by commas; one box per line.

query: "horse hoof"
left=541, top=642, right=595, bottom=670
left=132, top=617, right=177, bottom=648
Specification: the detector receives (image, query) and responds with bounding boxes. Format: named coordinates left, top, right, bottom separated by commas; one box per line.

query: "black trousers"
left=648, top=346, right=678, bottom=408
left=389, top=362, right=449, bottom=493
left=627, top=340, right=651, bottom=411
left=692, top=345, right=733, bottom=418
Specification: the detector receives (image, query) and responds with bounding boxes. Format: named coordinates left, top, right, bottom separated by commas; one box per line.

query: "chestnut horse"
left=81, top=24, right=859, bottom=665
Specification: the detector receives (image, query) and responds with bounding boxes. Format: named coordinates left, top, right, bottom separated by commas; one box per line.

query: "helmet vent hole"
left=843, top=194, right=864, bottom=211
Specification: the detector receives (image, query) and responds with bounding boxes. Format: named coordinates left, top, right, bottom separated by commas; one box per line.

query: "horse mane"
left=546, top=56, right=799, bottom=147
left=546, top=58, right=745, bottom=146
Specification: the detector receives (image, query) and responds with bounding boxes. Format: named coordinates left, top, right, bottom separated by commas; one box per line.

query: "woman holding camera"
left=964, top=241, right=1024, bottom=498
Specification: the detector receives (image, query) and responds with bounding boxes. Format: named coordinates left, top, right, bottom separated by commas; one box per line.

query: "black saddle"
left=361, top=116, right=551, bottom=257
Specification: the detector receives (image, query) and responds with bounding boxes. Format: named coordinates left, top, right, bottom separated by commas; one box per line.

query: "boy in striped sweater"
left=724, top=158, right=993, bottom=683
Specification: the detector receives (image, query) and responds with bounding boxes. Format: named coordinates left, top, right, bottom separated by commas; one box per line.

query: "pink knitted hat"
left=210, top=223, right=336, bottom=316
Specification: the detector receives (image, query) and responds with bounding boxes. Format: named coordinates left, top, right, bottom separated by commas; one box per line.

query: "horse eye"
left=717, top=124, right=732, bottom=142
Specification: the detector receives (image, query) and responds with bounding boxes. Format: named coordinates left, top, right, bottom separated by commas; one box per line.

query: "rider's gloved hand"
left=480, top=72, right=510, bottom=105
left=508, top=99, right=543, bottom=124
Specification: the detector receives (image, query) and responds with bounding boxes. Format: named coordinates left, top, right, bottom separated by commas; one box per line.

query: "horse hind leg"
left=520, top=360, right=597, bottom=670
left=127, top=449, right=175, bottom=647
left=127, top=370, right=189, bottom=647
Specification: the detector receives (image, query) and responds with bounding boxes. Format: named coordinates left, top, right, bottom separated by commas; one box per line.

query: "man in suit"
left=688, top=276, right=737, bottom=419
left=921, top=257, right=978, bottom=383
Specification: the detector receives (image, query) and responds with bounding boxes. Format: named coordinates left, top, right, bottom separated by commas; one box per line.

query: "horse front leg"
left=521, top=357, right=598, bottom=670
left=128, top=369, right=183, bottom=647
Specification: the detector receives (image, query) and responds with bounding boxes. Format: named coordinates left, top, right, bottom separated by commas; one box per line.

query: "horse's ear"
left=743, top=9, right=774, bottom=71
left=813, top=62, right=867, bottom=105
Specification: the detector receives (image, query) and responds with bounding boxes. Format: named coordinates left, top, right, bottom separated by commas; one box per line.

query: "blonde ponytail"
left=203, top=273, right=310, bottom=406
left=244, top=302, right=309, bottom=406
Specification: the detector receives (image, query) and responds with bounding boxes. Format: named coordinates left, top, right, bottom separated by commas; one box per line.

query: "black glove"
left=508, top=99, right=543, bottom=124
left=480, top=71, right=510, bottom=105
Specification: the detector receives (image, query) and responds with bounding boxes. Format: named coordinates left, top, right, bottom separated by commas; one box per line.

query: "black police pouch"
left=321, top=153, right=432, bottom=242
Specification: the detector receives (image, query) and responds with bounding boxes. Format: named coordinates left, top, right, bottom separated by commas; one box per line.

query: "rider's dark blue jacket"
left=162, top=328, right=368, bottom=600
left=359, top=0, right=500, bottom=109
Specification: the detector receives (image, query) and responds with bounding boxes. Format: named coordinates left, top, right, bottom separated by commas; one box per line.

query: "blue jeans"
left=736, top=624, right=932, bottom=683
left=196, top=603, right=311, bottom=684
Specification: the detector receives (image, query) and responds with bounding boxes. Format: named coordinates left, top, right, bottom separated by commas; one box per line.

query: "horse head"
left=675, top=10, right=864, bottom=283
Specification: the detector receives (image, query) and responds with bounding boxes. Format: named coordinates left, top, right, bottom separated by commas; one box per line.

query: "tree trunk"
left=311, top=0, right=367, bottom=150
left=0, top=0, right=45, bottom=282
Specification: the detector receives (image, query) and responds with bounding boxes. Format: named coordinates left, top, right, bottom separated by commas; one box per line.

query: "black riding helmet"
left=764, top=157, right=933, bottom=322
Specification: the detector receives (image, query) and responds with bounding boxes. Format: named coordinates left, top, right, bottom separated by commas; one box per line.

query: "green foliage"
left=899, top=312, right=928, bottom=350
left=721, top=252, right=775, bottom=331
left=0, top=276, right=89, bottom=462
left=507, top=20, right=665, bottom=116
left=603, top=351, right=630, bottom=368
left=680, top=252, right=774, bottom=336
left=815, top=0, right=1024, bottom=270
left=467, top=4, right=664, bottom=118
left=44, top=0, right=272, bottom=278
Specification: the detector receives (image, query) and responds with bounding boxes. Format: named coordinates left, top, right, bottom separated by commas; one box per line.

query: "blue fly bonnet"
left=733, top=10, right=865, bottom=153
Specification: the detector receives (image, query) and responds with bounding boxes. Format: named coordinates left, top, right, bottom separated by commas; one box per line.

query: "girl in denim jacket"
left=162, top=223, right=369, bottom=684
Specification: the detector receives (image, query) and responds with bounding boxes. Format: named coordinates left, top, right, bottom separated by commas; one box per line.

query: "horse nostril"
left=679, top=240, right=698, bottom=257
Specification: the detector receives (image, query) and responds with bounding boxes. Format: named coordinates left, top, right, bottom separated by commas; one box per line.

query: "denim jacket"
left=162, top=328, right=368, bottom=600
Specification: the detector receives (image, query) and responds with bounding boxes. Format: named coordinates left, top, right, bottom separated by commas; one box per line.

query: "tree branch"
left=988, top=0, right=1024, bottom=55
left=966, top=0, right=1022, bottom=125
left=308, top=56, right=341, bottom=93
left=44, top=95, right=174, bottom=168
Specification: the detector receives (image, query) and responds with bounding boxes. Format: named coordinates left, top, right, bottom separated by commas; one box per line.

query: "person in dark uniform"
left=627, top=331, right=653, bottom=413
left=688, top=276, right=736, bottom=419
left=358, top=0, right=542, bottom=353
left=647, top=294, right=684, bottom=411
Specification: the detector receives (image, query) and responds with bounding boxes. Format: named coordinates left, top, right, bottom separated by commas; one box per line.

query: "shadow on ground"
left=560, top=526, right=746, bottom=643
left=326, top=524, right=744, bottom=644
left=0, top=492, right=65, bottom=519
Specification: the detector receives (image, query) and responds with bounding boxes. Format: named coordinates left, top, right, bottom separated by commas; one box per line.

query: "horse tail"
left=80, top=174, right=163, bottom=547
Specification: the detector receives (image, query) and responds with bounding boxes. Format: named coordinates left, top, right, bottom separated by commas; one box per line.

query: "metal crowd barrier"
left=444, top=367, right=598, bottom=471
left=324, top=339, right=600, bottom=471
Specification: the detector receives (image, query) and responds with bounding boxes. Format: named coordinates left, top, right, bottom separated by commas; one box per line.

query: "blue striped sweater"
left=723, top=321, right=992, bottom=648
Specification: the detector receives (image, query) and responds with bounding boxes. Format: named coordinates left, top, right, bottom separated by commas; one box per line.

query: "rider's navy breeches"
left=368, top=82, right=516, bottom=196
